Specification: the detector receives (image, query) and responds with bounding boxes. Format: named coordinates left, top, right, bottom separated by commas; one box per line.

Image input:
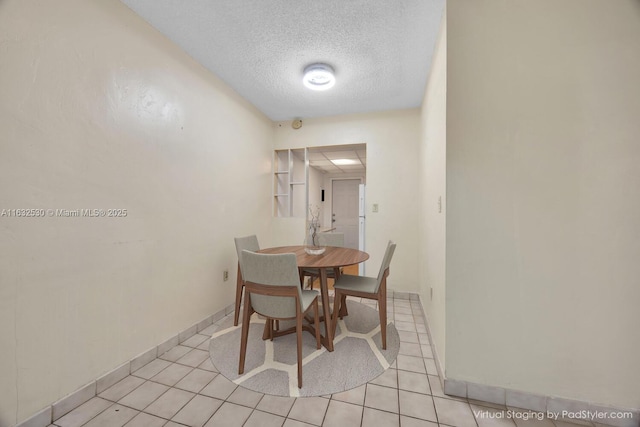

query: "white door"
left=332, top=179, right=361, bottom=249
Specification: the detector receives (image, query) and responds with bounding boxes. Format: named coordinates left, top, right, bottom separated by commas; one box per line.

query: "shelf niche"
left=273, top=148, right=308, bottom=217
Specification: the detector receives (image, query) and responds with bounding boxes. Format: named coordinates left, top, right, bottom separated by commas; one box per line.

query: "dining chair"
left=233, top=235, right=260, bottom=326
left=300, top=232, right=345, bottom=289
left=331, top=240, right=396, bottom=350
left=239, top=250, right=321, bottom=388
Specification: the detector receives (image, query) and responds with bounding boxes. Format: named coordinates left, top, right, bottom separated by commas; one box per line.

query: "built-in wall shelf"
left=273, top=148, right=309, bottom=217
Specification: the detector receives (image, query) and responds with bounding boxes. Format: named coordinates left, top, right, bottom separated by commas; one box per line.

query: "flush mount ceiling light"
left=331, top=159, right=358, bottom=166
left=303, top=64, right=336, bottom=91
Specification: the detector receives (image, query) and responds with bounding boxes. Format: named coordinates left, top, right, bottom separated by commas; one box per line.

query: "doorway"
left=332, top=179, right=361, bottom=249
left=305, top=143, right=366, bottom=251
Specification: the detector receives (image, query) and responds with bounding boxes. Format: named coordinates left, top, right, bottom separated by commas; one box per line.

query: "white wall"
left=418, top=11, right=447, bottom=375
left=274, top=111, right=421, bottom=291
left=446, top=0, right=640, bottom=409
left=0, top=1, right=273, bottom=425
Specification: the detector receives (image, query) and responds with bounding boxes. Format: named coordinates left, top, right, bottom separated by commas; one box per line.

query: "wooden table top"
left=258, top=245, right=369, bottom=269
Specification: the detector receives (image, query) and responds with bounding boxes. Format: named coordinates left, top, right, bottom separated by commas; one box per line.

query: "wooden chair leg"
left=379, top=280, right=387, bottom=350
left=339, top=294, right=348, bottom=318
left=331, top=290, right=342, bottom=339
left=266, top=319, right=274, bottom=341
left=238, top=291, right=252, bottom=374
left=234, top=264, right=243, bottom=326
left=296, top=308, right=303, bottom=389
left=313, top=298, right=321, bottom=349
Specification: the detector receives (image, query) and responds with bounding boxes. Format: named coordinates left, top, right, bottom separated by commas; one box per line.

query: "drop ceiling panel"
left=338, top=165, right=367, bottom=171
left=308, top=152, right=329, bottom=161
left=323, top=151, right=360, bottom=160
left=310, top=160, right=335, bottom=166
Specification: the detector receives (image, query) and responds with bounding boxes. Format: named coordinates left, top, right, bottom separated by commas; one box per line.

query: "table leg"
left=319, top=268, right=334, bottom=352
left=333, top=267, right=348, bottom=317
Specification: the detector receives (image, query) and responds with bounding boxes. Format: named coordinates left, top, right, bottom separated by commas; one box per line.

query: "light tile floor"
left=49, top=296, right=592, bottom=427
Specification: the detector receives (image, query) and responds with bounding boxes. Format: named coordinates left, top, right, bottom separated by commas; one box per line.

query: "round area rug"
left=208, top=299, right=400, bottom=397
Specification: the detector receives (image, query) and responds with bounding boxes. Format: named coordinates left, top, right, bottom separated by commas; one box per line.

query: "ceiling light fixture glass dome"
left=303, top=64, right=336, bottom=91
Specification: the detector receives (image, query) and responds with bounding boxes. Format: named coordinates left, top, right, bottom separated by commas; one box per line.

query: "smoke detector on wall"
left=292, top=119, right=303, bottom=129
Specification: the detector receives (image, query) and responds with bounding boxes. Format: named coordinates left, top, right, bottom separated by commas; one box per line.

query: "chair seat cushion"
left=300, top=289, right=320, bottom=311
left=333, top=274, right=378, bottom=294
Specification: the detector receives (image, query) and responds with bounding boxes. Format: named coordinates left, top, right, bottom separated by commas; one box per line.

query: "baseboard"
left=19, top=290, right=415, bottom=426
left=442, top=378, right=639, bottom=427
left=15, top=303, right=235, bottom=427
left=411, top=291, right=445, bottom=389
left=410, top=292, right=638, bottom=427
left=23, top=291, right=636, bottom=427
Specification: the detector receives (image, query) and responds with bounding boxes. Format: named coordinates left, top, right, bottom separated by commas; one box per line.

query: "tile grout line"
left=25, top=291, right=621, bottom=427
left=18, top=304, right=233, bottom=427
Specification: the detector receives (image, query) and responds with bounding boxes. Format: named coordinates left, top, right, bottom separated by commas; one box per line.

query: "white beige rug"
left=208, top=300, right=400, bottom=397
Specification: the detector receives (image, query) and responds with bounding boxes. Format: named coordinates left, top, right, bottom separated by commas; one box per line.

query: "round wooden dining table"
left=258, top=245, right=369, bottom=351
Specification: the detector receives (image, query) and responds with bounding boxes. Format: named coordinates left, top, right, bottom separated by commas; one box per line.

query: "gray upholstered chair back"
left=241, top=250, right=303, bottom=318
left=375, top=241, right=396, bottom=292
left=321, top=232, right=344, bottom=247
left=234, top=235, right=260, bottom=277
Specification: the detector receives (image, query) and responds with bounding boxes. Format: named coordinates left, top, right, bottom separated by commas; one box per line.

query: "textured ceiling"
left=120, top=0, right=445, bottom=121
